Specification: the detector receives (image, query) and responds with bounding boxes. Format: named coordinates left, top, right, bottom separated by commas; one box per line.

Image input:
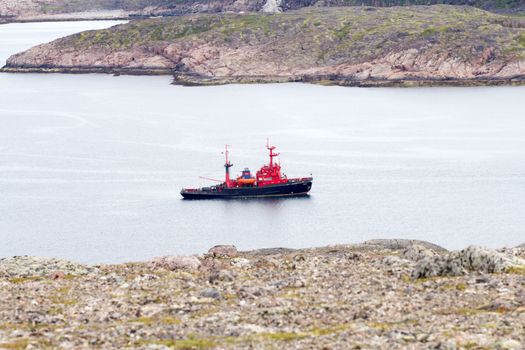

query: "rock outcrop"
left=207, top=245, right=239, bottom=258
left=3, top=6, right=525, bottom=87
left=412, top=245, right=525, bottom=279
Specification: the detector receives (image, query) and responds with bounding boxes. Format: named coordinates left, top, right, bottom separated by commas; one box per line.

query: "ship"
left=181, top=142, right=313, bottom=199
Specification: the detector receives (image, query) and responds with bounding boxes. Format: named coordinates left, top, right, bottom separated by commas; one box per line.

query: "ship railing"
left=287, top=177, right=312, bottom=183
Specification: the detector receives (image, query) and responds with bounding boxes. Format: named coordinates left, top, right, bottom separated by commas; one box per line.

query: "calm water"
left=1, top=22, right=525, bottom=263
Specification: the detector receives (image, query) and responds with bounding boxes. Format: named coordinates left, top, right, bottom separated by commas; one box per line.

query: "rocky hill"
left=3, top=6, right=525, bottom=87
left=1, top=0, right=524, bottom=22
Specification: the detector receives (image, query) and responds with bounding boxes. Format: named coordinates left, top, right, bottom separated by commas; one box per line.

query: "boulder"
left=200, top=288, right=222, bottom=300
left=47, top=271, right=66, bottom=280
left=412, top=246, right=525, bottom=279
left=402, top=244, right=439, bottom=262
left=412, top=255, right=466, bottom=279
left=150, top=255, right=201, bottom=271
left=0, top=256, right=91, bottom=278
left=382, top=255, right=411, bottom=266
left=208, top=245, right=238, bottom=258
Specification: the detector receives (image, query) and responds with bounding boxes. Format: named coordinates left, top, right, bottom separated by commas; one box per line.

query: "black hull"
left=181, top=178, right=313, bottom=199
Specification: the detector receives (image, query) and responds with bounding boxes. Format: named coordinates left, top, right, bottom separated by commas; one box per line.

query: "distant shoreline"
left=0, top=10, right=132, bottom=25
left=0, top=17, right=130, bottom=24
left=2, top=65, right=525, bottom=88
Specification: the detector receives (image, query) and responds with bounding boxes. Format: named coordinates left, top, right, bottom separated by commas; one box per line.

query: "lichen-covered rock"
left=381, top=255, right=412, bottom=266
left=262, top=0, right=282, bottom=13
left=208, top=245, right=238, bottom=258
left=412, top=246, right=525, bottom=279
left=458, top=246, right=525, bottom=272
left=0, top=256, right=91, bottom=278
left=149, top=255, right=201, bottom=271
left=412, top=256, right=466, bottom=279
left=402, top=244, right=440, bottom=262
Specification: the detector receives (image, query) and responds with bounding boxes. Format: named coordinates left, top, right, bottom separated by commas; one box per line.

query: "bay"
left=1, top=21, right=525, bottom=263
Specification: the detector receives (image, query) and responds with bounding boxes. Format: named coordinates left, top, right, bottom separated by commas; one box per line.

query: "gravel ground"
left=0, top=241, right=524, bottom=349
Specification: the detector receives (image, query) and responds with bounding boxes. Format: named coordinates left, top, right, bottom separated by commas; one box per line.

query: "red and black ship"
left=181, top=142, right=313, bottom=199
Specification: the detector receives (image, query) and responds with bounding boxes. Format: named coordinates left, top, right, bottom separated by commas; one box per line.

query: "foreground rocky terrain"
left=1, top=239, right=524, bottom=349
left=3, top=6, right=525, bottom=87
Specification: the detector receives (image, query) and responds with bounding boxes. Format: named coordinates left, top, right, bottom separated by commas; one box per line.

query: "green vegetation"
left=506, top=265, right=525, bottom=274
left=133, top=315, right=182, bottom=325
left=0, top=339, right=30, bottom=350
left=8, top=276, right=42, bottom=284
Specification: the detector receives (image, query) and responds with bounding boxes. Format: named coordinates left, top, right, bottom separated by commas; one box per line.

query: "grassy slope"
left=67, top=6, right=525, bottom=64
left=308, top=0, right=525, bottom=13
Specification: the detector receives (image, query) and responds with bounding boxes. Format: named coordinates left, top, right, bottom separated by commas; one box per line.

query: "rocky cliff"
left=3, top=6, right=525, bottom=86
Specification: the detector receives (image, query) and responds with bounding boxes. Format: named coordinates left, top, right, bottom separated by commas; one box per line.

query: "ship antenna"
left=266, top=138, right=279, bottom=169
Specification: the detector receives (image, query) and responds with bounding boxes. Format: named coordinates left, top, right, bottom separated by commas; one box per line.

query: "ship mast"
left=266, top=139, right=279, bottom=169
left=224, top=144, right=233, bottom=188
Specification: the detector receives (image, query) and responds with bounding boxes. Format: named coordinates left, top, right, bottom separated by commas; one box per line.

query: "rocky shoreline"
left=1, top=239, right=524, bottom=349
left=0, top=11, right=130, bottom=24
left=3, top=65, right=525, bottom=88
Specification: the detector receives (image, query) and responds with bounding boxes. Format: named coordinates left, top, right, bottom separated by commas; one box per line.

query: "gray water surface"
left=1, top=22, right=525, bottom=263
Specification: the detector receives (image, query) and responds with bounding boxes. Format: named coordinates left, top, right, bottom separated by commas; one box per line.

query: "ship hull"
left=181, top=178, right=312, bottom=199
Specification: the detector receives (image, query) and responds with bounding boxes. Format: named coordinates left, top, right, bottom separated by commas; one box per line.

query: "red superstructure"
left=221, top=141, right=289, bottom=188
left=255, top=141, right=288, bottom=186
